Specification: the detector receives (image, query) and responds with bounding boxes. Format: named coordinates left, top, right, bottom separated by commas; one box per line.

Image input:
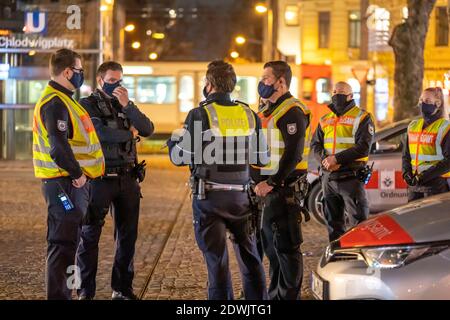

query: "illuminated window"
left=347, top=78, right=361, bottom=106
left=179, top=75, right=194, bottom=112
left=232, top=77, right=258, bottom=105
left=16, top=80, right=48, bottom=104
left=348, top=11, right=361, bottom=48
left=290, top=76, right=299, bottom=99
left=123, top=76, right=136, bottom=101
left=374, top=8, right=390, bottom=47
left=316, top=78, right=331, bottom=104
left=136, top=76, right=176, bottom=104
left=402, top=7, right=408, bottom=22
left=375, top=78, right=389, bottom=121
left=436, top=7, right=449, bottom=46
left=285, top=5, right=299, bottom=26
left=318, top=12, right=330, bottom=48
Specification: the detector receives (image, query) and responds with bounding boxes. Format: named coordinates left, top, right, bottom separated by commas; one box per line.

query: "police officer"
left=403, top=87, right=450, bottom=201
left=311, top=81, right=375, bottom=242
left=32, top=49, right=105, bottom=300
left=75, top=61, right=154, bottom=300
left=167, top=60, right=268, bottom=300
left=253, top=61, right=311, bottom=300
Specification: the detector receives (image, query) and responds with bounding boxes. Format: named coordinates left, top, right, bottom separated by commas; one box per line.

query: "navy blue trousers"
left=42, top=177, right=90, bottom=300
left=192, top=191, right=268, bottom=300
left=76, top=174, right=140, bottom=298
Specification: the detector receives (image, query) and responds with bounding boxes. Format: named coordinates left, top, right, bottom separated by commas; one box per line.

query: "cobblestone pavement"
left=0, top=157, right=329, bottom=300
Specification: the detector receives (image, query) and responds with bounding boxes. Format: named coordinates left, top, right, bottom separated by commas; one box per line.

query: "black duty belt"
left=327, top=171, right=357, bottom=182
left=104, top=165, right=135, bottom=177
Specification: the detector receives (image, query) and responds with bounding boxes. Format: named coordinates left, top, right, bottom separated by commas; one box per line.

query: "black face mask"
left=332, top=94, right=351, bottom=113
left=203, top=85, right=211, bottom=99
left=420, top=102, right=441, bottom=123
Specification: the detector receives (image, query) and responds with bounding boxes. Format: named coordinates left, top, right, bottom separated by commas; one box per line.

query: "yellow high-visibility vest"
left=256, top=97, right=311, bottom=176
left=204, top=102, right=256, bottom=137
left=319, top=105, right=371, bottom=162
left=32, top=85, right=105, bottom=179
left=408, top=118, right=450, bottom=178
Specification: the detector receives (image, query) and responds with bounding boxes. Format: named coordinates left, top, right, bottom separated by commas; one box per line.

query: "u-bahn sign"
left=0, top=3, right=98, bottom=53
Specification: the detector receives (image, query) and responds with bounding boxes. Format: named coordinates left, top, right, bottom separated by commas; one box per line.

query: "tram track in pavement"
left=137, top=186, right=190, bottom=300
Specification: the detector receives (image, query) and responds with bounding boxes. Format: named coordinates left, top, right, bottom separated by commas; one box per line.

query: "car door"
left=366, top=128, right=409, bottom=212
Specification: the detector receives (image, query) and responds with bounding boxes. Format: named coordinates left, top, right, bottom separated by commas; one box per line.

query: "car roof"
left=374, top=117, right=417, bottom=141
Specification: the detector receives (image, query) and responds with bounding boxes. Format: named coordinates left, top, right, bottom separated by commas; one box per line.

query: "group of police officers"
left=32, top=48, right=450, bottom=300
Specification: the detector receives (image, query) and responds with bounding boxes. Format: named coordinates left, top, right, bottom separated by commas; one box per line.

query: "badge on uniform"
left=287, top=123, right=297, bottom=135
left=57, top=120, right=68, bottom=132
left=368, top=124, right=375, bottom=136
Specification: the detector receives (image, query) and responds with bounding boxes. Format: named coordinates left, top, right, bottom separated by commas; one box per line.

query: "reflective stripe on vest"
left=257, top=97, right=311, bottom=175
left=408, top=118, right=450, bottom=178
left=32, top=85, right=105, bottom=179
left=319, top=105, right=370, bottom=162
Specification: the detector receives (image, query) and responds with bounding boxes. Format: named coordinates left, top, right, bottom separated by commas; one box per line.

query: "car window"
left=371, top=129, right=407, bottom=154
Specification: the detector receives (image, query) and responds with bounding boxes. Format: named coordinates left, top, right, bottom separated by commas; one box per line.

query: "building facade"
left=277, top=0, right=450, bottom=125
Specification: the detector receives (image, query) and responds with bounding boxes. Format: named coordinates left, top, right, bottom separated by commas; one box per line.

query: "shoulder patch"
left=368, top=124, right=375, bottom=136
left=57, top=120, right=68, bottom=132
left=287, top=123, right=297, bottom=135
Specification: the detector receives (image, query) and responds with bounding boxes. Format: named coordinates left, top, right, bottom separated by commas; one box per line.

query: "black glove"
left=403, top=172, right=419, bottom=186
left=403, top=172, right=417, bottom=187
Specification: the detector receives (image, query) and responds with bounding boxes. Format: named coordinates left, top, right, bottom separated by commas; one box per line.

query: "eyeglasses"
left=71, top=67, right=84, bottom=74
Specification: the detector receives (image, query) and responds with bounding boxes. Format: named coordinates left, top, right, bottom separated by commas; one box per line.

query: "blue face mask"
left=102, top=80, right=122, bottom=97
left=68, top=70, right=84, bottom=89
left=258, top=80, right=278, bottom=99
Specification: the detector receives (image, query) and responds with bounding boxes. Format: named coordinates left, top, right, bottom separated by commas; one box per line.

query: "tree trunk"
left=388, top=0, right=436, bottom=121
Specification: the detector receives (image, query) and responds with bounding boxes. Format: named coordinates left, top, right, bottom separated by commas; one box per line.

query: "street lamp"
left=255, top=4, right=268, bottom=14
left=235, top=36, right=246, bottom=45
left=131, top=41, right=141, bottom=49
left=230, top=51, right=240, bottom=59
left=149, top=52, right=158, bottom=60
left=124, top=24, right=135, bottom=32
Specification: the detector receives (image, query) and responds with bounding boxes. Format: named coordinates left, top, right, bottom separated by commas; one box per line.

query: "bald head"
left=333, top=81, right=353, bottom=95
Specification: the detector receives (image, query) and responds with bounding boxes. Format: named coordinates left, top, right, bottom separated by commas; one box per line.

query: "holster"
left=83, top=206, right=108, bottom=227
left=284, top=175, right=311, bottom=223
left=246, top=183, right=260, bottom=236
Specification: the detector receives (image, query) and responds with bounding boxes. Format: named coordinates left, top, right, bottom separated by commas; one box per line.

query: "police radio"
left=56, top=182, right=75, bottom=212
left=358, top=162, right=375, bottom=185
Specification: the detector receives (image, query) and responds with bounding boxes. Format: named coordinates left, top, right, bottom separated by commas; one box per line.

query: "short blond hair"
left=423, top=87, right=445, bottom=106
